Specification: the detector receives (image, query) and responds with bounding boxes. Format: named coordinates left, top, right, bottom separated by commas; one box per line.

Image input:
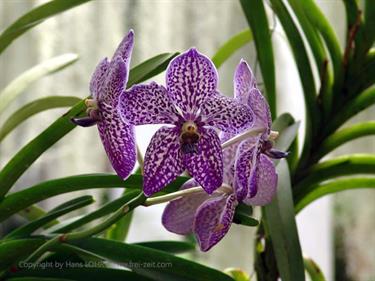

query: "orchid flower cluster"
left=73, top=30, right=288, bottom=251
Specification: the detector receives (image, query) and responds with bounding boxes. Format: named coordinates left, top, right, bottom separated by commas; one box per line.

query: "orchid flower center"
left=180, top=121, right=200, bottom=154
left=85, top=99, right=100, bottom=120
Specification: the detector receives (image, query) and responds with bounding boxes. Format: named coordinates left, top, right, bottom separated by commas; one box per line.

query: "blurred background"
left=0, top=1, right=374, bottom=280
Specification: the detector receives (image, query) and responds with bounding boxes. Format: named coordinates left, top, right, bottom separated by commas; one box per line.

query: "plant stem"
left=221, top=127, right=266, bottom=149
left=143, top=186, right=203, bottom=206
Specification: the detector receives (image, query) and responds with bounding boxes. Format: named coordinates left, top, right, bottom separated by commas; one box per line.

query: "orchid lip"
left=71, top=116, right=98, bottom=127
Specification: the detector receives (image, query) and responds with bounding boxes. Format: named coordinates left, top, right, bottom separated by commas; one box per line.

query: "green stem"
left=143, top=186, right=203, bottom=206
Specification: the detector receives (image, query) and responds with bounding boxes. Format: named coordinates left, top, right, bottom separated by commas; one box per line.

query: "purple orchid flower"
left=233, top=60, right=288, bottom=203
left=118, top=48, right=254, bottom=196
left=72, top=30, right=136, bottom=179
left=162, top=60, right=282, bottom=251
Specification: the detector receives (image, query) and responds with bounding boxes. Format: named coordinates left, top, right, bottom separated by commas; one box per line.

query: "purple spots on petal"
left=193, top=193, right=237, bottom=251
left=90, top=58, right=109, bottom=101
left=166, top=48, right=218, bottom=114
left=200, top=95, right=254, bottom=134
left=112, top=29, right=134, bottom=70
left=248, top=88, right=272, bottom=134
left=97, top=103, right=136, bottom=179
left=243, top=154, right=277, bottom=206
left=234, top=59, right=256, bottom=101
left=143, top=126, right=184, bottom=196
left=184, top=127, right=223, bottom=194
left=118, top=82, right=180, bottom=125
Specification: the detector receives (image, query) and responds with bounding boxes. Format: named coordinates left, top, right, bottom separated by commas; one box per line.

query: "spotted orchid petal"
left=234, top=59, right=256, bottom=102
left=118, top=82, right=180, bottom=125
left=184, top=127, right=223, bottom=194
left=166, top=48, right=218, bottom=114
left=143, top=126, right=184, bottom=197
left=97, top=102, right=136, bottom=179
left=220, top=132, right=238, bottom=186
left=100, top=57, right=128, bottom=106
left=112, top=29, right=134, bottom=69
left=193, top=193, right=237, bottom=251
left=248, top=88, right=272, bottom=134
left=243, top=154, right=277, bottom=206
left=235, top=139, right=261, bottom=201
left=90, top=58, right=109, bottom=101
left=200, top=95, right=254, bottom=134
left=162, top=179, right=209, bottom=235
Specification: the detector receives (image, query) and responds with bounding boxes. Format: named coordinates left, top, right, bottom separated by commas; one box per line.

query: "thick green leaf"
left=7, top=277, right=74, bottom=281
left=0, top=52, right=178, bottom=199
left=53, top=189, right=141, bottom=233
left=0, top=238, right=45, bottom=270
left=0, top=174, right=188, bottom=223
left=72, top=238, right=234, bottom=281
left=264, top=160, right=305, bottom=281
left=240, top=0, right=276, bottom=118
left=294, top=154, right=375, bottom=201
left=233, top=212, right=259, bottom=227
left=315, top=121, right=375, bottom=161
left=7, top=268, right=152, bottom=281
left=0, top=96, right=81, bottom=142
left=364, top=0, right=375, bottom=50
left=18, top=205, right=47, bottom=222
left=325, top=86, right=375, bottom=136
left=295, top=177, right=375, bottom=213
left=134, top=241, right=195, bottom=254
left=303, top=257, right=326, bottom=281
left=127, top=52, right=179, bottom=86
left=5, top=196, right=94, bottom=239
left=270, top=0, right=319, bottom=167
left=0, top=0, right=92, bottom=55
left=211, top=29, right=253, bottom=68
left=0, top=54, right=79, bottom=114
left=301, top=0, right=342, bottom=90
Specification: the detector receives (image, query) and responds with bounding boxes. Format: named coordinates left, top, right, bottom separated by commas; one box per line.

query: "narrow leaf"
left=304, top=256, right=327, bottom=281
left=0, top=54, right=79, bottom=114
left=212, top=29, right=253, bottom=68
left=295, top=177, right=375, bottom=213
left=134, top=241, right=195, bottom=254
left=264, top=160, right=305, bottom=281
left=0, top=96, right=81, bottom=142
left=5, top=196, right=94, bottom=239
left=72, top=238, right=234, bottom=281
left=240, top=0, right=276, bottom=118
left=0, top=0, right=92, bottom=55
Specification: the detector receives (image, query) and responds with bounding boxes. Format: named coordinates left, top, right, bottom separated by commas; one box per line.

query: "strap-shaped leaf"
left=0, top=54, right=78, bottom=114
left=240, top=0, right=276, bottom=118
left=263, top=160, right=305, bottom=281
left=304, top=256, right=327, bottom=281
left=270, top=0, right=319, bottom=167
left=0, top=52, right=178, bottom=199
left=0, top=0, right=92, bottom=55
left=315, top=121, right=375, bottom=161
left=5, top=196, right=94, bottom=239
left=294, top=154, right=375, bottom=201
left=212, top=29, right=253, bottom=68
left=324, top=86, right=375, bottom=136
left=7, top=268, right=152, bottom=281
left=295, top=177, right=375, bottom=213
left=72, top=238, right=233, bottom=281
left=0, top=96, right=81, bottom=142
left=134, top=241, right=195, bottom=254
left=0, top=174, right=188, bottom=222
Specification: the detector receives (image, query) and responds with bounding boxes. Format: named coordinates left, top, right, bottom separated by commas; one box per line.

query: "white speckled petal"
left=200, top=95, right=254, bottom=134
left=143, top=126, right=184, bottom=196
left=162, top=179, right=209, bottom=235
left=112, top=29, right=134, bottom=71
left=243, top=154, right=277, bottom=206
left=184, top=127, right=223, bottom=194
left=97, top=103, right=136, bottom=179
left=220, top=132, right=238, bottom=186
left=193, top=193, right=237, bottom=251
left=235, top=140, right=261, bottom=201
left=248, top=88, right=272, bottom=134
left=101, top=57, right=128, bottom=106
left=90, top=58, right=109, bottom=101
left=166, top=48, right=218, bottom=114
left=118, top=82, right=180, bottom=125
left=234, top=59, right=256, bottom=101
